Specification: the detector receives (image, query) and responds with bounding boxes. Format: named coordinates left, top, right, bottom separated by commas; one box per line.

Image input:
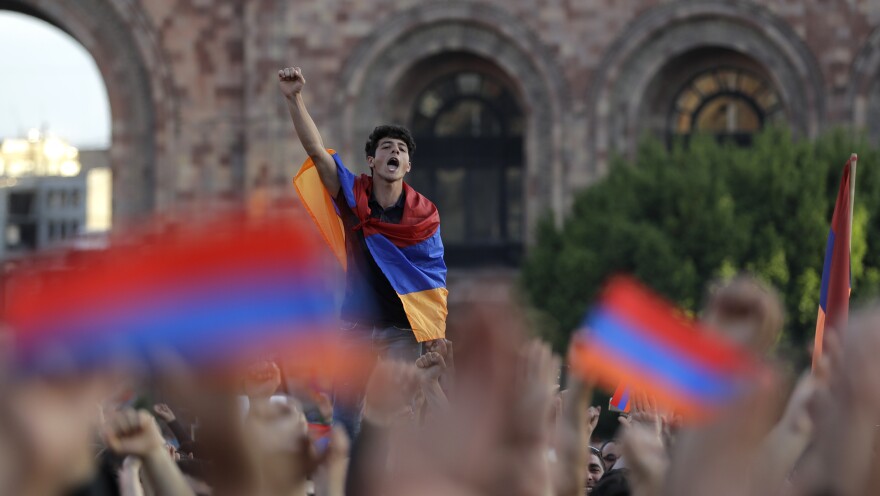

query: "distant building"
left=0, top=131, right=110, bottom=259
left=0, top=175, right=86, bottom=257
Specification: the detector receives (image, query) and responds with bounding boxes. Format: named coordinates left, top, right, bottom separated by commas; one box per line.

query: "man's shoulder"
left=402, top=181, right=429, bottom=201
left=402, top=182, right=439, bottom=219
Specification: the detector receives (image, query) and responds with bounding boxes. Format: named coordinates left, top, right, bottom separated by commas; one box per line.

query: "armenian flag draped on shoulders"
left=294, top=149, right=448, bottom=343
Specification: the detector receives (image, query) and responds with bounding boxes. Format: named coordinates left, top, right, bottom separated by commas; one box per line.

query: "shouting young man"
left=278, top=66, right=448, bottom=435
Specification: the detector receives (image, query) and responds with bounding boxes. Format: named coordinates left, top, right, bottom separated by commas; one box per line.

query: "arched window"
left=407, top=71, right=524, bottom=267
left=670, top=68, right=783, bottom=146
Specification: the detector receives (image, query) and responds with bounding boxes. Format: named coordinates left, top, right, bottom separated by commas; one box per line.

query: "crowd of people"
left=0, top=274, right=879, bottom=496
left=0, top=65, right=874, bottom=496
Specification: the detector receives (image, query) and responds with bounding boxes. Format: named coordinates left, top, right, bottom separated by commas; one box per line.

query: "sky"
left=0, top=11, right=110, bottom=149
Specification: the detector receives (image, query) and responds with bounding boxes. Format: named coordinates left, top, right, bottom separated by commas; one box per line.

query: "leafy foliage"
left=523, top=127, right=880, bottom=358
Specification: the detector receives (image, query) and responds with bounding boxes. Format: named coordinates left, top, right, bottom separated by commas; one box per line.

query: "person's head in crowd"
left=601, top=439, right=621, bottom=471
left=703, top=274, right=784, bottom=354
left=591, top=468, right=630, bottom=496
left=7, top=373, right=111, bottom=496
left=586, top=446, right=606, bottom=493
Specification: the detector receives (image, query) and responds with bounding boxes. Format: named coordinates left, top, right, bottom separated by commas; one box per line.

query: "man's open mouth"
left=388, top=157, right=399, bottom=171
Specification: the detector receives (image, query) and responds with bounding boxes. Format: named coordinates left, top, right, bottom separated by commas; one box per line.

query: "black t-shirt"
left=334, top=190, right=410, bottom=328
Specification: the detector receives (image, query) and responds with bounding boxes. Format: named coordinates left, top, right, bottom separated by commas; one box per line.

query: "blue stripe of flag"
left=819, top=229, right=836, bottom=310
left=617, top=388, right=630, bottom=410
left=587, top=308, right=743, bottom=405
left=366, top=231, right=446, bottom=295
left=17, top=269, right=335, bottom=371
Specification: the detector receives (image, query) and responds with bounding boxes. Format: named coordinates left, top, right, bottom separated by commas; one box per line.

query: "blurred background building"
left=0, top=130, right=111, bottom=258
left=1, top=0, right=879, bottom=296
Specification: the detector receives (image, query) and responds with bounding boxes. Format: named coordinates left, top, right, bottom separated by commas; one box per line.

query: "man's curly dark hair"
left=364, top=125, right=416, bottom=159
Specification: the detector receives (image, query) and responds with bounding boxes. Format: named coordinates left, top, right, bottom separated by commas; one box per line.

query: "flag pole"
left=849, top=153, right=858, bottom=289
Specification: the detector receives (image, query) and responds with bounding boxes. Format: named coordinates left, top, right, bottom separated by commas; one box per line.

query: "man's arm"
left=103, top=408, right=195, bottom=496
left=278, top=66, right=341, bottom=196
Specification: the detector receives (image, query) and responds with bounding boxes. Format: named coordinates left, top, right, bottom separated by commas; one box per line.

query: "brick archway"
left=849, top=27, right=880, bottom=141
left=1, top=0, right=179, bottom=221
left=587, top=0, right=825, bottom=175
left=333, top=1, right=571, bottom=238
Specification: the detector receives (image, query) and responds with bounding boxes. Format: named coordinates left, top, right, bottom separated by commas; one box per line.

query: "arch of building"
left=333, top=1, right=571, bottom=237
left=587, top=0, right=826, bottom=176
left=0, top=0, right=179, bottom=221
left=848, top=26, right=880, bottom=141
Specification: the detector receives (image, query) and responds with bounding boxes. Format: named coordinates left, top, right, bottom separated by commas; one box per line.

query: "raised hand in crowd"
left=244, top=360, right=282, bottom=406
left=750, top=364, right=823, bottom=496
left=153, top=401, right=197, bottom=455
left=703, top=275, right=784, bottom=354
left=662, top=367, right=783, bottom=496
left=103, top=407, right=195, bottom=496
left=415, top=351, right=449, bottom=414
left=618, top=392, right=668, bottom=496
left=425, top=338, right=455, bottom=393
left=792, top=308, right=880, bottom=496
left=154, top=402, right=177, bottom=423
left=313, top=426, right=351, bottom=496
left=377, top=297, right=560, bottom=496
left=362, top=359, right=420, bottom=427
left=118, top=456, right=145, bottom=496
left=551, top=374, right=598, bottom=496
left=343, top=359, right=421, bottom=496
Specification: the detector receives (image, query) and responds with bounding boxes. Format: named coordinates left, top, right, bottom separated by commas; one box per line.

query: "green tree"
left=523, top=127, right=880, bottom=359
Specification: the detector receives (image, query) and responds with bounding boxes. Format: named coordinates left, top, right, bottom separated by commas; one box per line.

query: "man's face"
left=602, top=441, right=620, bottom=470
left=368, top=137, right=411, bottom=183
left=586, top=453, right=605, bottom=493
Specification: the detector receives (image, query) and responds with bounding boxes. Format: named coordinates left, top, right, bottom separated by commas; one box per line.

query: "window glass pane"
left=434, top=99, right=502, bottom=137
left=419, top=91, right=442, bottom=118
left=506, top=166, right=523, bottom=241
left=717, top=69, right=738, bottom=90
left=456, top=73, right=481, bottom=95
left=694, top=75, right=718, bottom=95
left=675, top=113, right=692, bottom=133
left=467, top=167, right=500, bottom=241
left=47, top=190, right=60, bottom=208
left=756, top=90, right=779, bottom=110
left=738, top=74, right=762, bottom=97
left=436, top=168, right=465, bottom=242
left=405, top=169, right=431, bottom=200
left=481, top=79, right=502, bottom=99
left=677, top=89, right=701, bottom=113
left=509, top=116, right=525, bottom=136
left=694, top=95, right=761, bottom=133
left=9, top=192, right=34, bottom=216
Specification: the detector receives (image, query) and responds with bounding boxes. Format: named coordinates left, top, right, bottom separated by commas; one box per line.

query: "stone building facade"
left=5, top=0, right=880, bottom=277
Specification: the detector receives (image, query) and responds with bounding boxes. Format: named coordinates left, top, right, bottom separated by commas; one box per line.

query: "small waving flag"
left=5, top=214, right=342, bottom=375
left=609, top=384, right=631, bottom=413
left=813, top=154, right=857, bottom=369
left=569, top=276, right=764, bottom=420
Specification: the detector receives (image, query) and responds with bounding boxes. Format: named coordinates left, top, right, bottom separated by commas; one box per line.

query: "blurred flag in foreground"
left=569, top=276, right=765, bottom=420
left=3, top=214, right=344, bottom=376
left=812, top=154, right=857, bottom=369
